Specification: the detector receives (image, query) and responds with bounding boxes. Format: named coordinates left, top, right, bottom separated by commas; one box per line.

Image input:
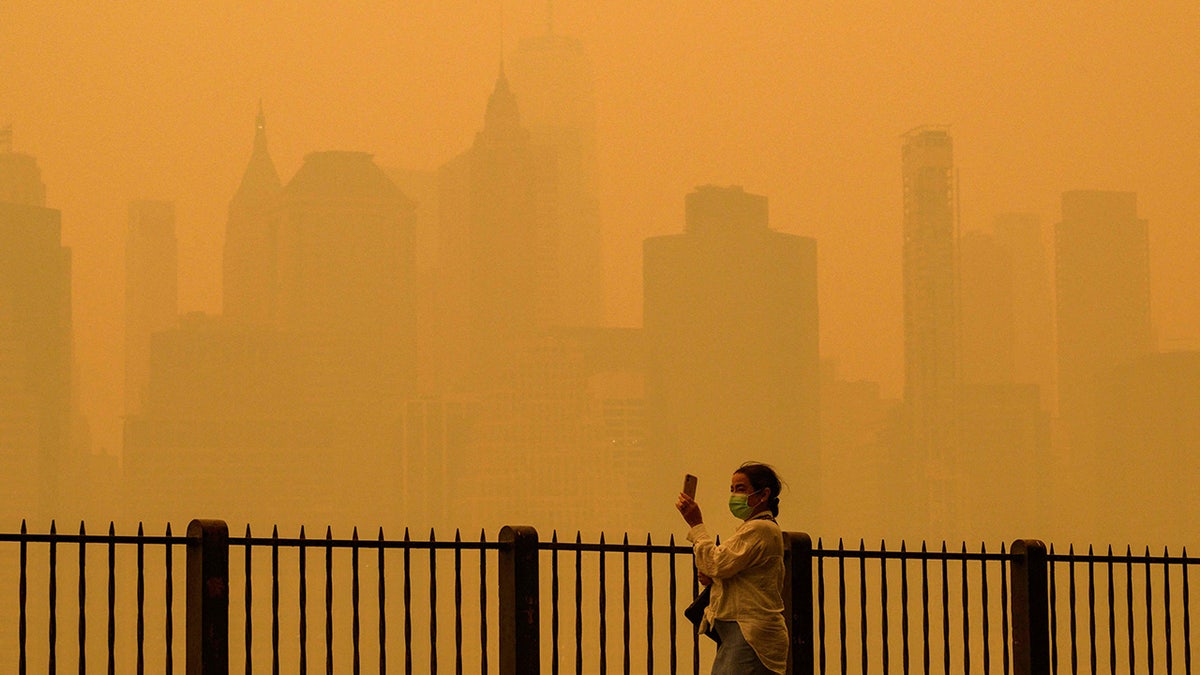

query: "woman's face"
left=730, top=472, right=756, bottom=496
left=730, top=471, right=768, bottom=516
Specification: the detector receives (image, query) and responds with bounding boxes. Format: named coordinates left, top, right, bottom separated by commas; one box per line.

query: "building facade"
left=900, top=127, right=959, bottom=532
left=644, top=185, right=820, bottom=519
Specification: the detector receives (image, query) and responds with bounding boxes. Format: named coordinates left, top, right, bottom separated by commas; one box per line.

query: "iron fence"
left=3, top=521, right=1198, bottom=674
left=1047, top=544, right=1195, bottom=675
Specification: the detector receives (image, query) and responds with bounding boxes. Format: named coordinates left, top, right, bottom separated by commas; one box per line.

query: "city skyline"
left=4, top=4, right=1197, bottom=459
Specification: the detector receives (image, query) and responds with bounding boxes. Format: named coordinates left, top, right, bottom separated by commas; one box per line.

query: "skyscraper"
left=124, top=199, right=177, bottom=416
left=276, top=150, right=417, bottom=411
left=437, top=70, right=559, bottom=389
left=222, top=104, right=281, bottom=324
left=1055, top=190, right=1152, bottom=453
left=644, top=185, right=819, bottom=518
left=509, top=22, right=604, bottom=327
left=0, top=140, right=71, bottom=519
left=900, top=127, right=958, bottom=532
left=993, top=213, right=1055, bottom=412
left=959, top=230, right=1014, bottom=386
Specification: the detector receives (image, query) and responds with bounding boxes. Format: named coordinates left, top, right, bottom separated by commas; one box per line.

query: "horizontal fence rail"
left=4, top=521, right=1199, bottom=675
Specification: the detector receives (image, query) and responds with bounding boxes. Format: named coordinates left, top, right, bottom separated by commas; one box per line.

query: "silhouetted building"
left=123, top=313, right=345, bottom=527
left=0, top=145, right=71, bottom=521
left=438, top=70, right=559, bottom=389
left=957, top=382, right=1049, bottom=539
left=222, top=104, right=281, bottom=324
left=124, top=199, right=177, bottom=416
left=958, top=221, right=1054, bottom=541
left=959, top=231, right=1014, bottom=386
left=509, top=22, right=604, bottom=327
left=277, top=150, right=418, bottom=412
left=819, top=360, right=901, bottom=539
left=1055, top=191, right=1152, bottom=454
left=1093, top=351, right=1200, bottom=544
left=900, top=127, right=959, bottom=532
left=993, top=213, right=1055, bottom=412
left=384, top=167, right=440, bottom=393
left=644, top=185, right=819, bottom=518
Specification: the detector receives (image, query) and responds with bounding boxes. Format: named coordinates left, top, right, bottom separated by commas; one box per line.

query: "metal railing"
left=3, top=521, right=1198, bottom=674
left=1047, top=544, right=1195, bottom=675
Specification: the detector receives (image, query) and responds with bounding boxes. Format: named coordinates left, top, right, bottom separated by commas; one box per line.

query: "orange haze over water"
left=3, top=2, right=1197, bottom=456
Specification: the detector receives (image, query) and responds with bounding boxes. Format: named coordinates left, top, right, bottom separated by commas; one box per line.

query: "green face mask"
left=728, top=489, right=762, bottom=520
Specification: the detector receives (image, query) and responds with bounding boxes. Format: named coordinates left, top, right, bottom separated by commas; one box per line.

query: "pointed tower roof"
left=232, top=102, right=281, bottom=205
left=479, top=65, right=527, bottom=144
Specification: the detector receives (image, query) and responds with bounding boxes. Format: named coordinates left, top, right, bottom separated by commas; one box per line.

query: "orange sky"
left=3, top=2, right=1198, bottom=455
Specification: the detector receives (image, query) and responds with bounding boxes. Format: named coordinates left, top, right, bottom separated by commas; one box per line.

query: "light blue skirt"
left=710, top=620, right=774, bottom=675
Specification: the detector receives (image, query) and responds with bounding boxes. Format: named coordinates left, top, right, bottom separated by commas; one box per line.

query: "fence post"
left=499, top=525, right=540, bottom=675
left=1010, top=538, right=1049, bottom=675
left=187, top=519, right=229, bottom=675
left=784, top=531, right=814, bottom=675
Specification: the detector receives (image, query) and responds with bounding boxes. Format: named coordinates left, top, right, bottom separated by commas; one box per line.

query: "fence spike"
left=859, top=539, right=865, bottom=551
left=299, top=525, right=305, bottom=540
left=838, top=538, right=844, bottom=551
left=961, top=542, right=967, bottom=554
left=429, top=528, right=436, bottom=542
left=109, top=521, right=115, bottom=536
left=378, top=527, right=385, bottom=541
left=165, top=522, right=171, bottom=537
left=1069, top=543, right=1075, bottom=555
left=881, top=539, right=887, bottom=552
left=272, top=524, right=278, bottom=539
left=454, top=529, right=461, bottom=543
left=669, top=533, right=675, bottom=546
left=50, top=520, right=56, bottom=535
left=353, top=526, right=359, bottom=541
left=900, top=540, right=907, bottom=553
left=600, top=531, right=606, bottom=545
left=552, top=530, right=558, bottom=544
left=646, top=533, right=652, bottom=547
left=326, top=525, right=332, bottom=540
left=21, top=519, right=27, bottom=534
left=403, top=528, right=410, bottom=543
left=817, top=537, right=823, bottom=550
left=623, top=532, right=629, bottom=545
left=921, top=541, right=927, bottom=553
left=480, top=528, right=486, bottom=544
left=245, top=524, right=252, bottom=538
left=941, top=541, right=947, bottom=553
left=79, top=521, right=85, bottom=536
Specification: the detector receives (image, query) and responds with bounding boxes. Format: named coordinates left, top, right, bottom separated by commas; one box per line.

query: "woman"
left=675, top=462, right=788, bottom=674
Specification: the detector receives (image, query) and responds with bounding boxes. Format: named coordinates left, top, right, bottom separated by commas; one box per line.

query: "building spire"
left=233, top=102, right=281, bottom=204
left=254, top=100, right=267, bottom=153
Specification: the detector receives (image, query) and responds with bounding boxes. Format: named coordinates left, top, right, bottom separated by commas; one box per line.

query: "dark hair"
left=735, top=462, right=783, bottom=516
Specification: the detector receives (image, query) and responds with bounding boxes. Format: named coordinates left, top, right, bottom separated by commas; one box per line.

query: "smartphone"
left=683, top=474, right=698, bottom=499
